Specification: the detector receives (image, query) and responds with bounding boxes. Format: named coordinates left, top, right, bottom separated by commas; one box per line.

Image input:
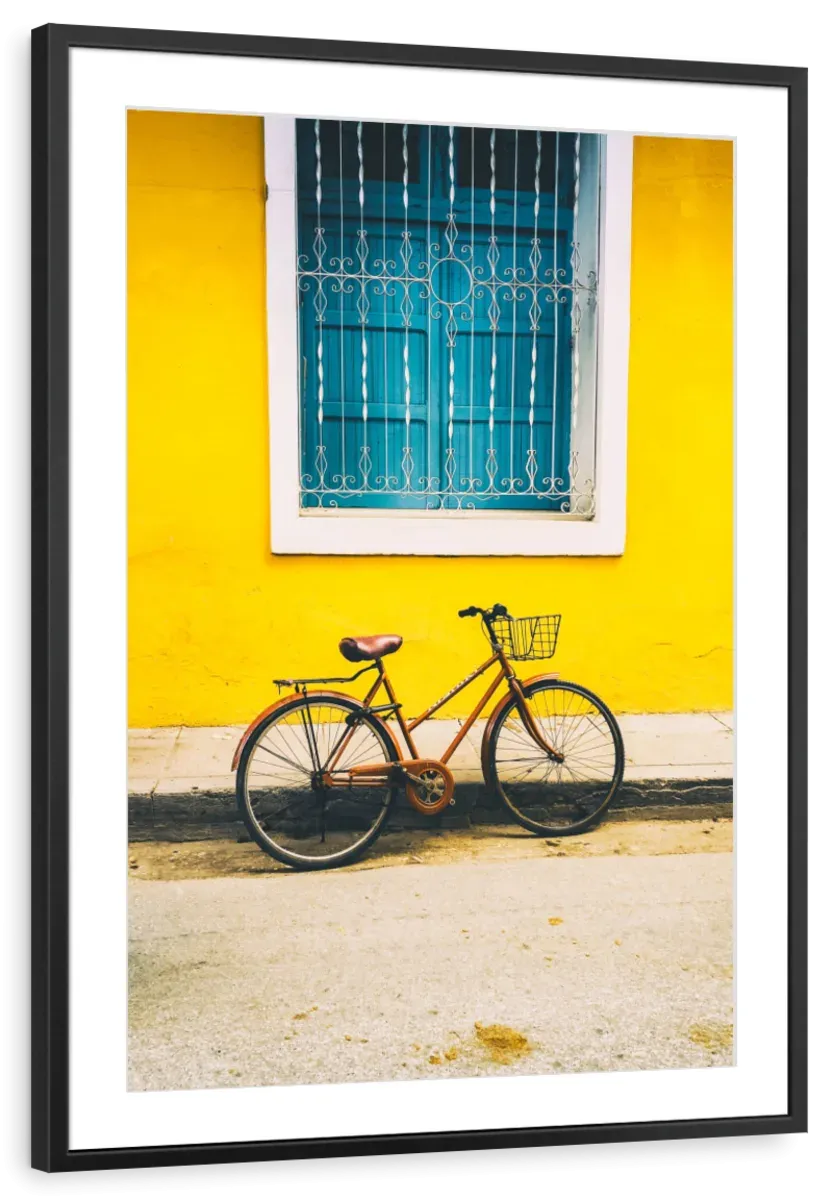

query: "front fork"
left=508, top=675, right=565, bottom=763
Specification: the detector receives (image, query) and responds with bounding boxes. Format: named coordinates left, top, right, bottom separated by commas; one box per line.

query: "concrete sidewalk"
left=129, top=712, right=733, bottom=839
left=130, top=711, right=734, bottom=794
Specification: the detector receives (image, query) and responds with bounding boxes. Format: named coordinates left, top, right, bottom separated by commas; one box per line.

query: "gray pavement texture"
left=128, top=851, right=733, bottom=1091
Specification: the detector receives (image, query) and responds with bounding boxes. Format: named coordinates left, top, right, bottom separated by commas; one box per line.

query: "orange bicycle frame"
left=325, top=644, right=561, bottom=784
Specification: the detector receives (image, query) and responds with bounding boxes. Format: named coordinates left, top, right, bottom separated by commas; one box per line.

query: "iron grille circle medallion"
left=429, top=254, right=474, bottom=310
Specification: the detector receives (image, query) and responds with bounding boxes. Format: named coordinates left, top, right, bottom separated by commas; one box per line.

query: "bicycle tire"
left=236, top=693, right=400, bottom=870
left=485, top=678, right=624, bottom=836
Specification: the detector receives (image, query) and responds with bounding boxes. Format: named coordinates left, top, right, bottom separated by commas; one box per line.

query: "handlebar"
left=458, top=603, right=510, bottom=621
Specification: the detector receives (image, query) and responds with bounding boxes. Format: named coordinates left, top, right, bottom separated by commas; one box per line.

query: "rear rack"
left=273, top=663, right=377, bottom=689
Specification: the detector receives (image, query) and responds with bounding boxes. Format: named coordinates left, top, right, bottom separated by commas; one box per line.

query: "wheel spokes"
left=493, top=684, right=621, bottom=829
left=243, top=700, right=394, bottom=860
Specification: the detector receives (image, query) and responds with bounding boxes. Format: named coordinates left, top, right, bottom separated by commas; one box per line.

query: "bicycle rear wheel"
left=236, top=694, right=399, bottom=870
left=486, top=679, right=624, bottom=835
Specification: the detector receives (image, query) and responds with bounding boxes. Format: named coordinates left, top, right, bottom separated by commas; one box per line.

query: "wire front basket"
left=488, top=613, right=562, bottom=661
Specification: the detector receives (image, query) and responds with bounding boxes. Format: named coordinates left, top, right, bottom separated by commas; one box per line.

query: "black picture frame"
left=31, top=22, right=808, bottom=1173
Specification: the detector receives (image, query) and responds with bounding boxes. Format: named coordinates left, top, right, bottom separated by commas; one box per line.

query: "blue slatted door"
left=438, top=128, right=573, bottom=511
left=297, top=218, right=432, bottom=509
left=296, top=122, right=574, bottom=511
left=448, top=286, right=571, bottom=511
left=297, top=120, right=435, bottom=509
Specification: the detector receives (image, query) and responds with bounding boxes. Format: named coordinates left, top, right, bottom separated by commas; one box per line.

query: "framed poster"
left=31, top=23, right=807, bottom=1172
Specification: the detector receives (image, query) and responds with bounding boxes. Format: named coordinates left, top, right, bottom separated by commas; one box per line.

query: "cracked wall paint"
left=127, top=114, right=732, bottom=726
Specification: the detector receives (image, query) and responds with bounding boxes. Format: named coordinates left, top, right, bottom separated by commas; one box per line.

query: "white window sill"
left=268, top=504, right=626, bottom=556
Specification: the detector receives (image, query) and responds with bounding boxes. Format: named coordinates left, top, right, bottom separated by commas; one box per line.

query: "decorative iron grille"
left=295, top=120, right=602, bottom=513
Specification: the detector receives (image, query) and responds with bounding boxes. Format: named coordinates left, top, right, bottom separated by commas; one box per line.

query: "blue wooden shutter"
left=296, top=120, right=598, bottom=513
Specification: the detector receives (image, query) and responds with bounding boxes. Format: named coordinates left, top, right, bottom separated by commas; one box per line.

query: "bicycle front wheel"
left=236, top=694, right=399, bottom=870
left=486, top=679, right=624, bottom=836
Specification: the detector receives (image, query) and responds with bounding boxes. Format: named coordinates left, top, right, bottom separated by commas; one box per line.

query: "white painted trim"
left=265, top=117, right=632, bottom=556
left=265, top=117, right=302, bottom=546
left=592, top=133, right=633, bottom=554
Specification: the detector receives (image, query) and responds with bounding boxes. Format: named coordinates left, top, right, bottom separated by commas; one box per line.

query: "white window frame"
left=265, top=116, right=632, bottom=556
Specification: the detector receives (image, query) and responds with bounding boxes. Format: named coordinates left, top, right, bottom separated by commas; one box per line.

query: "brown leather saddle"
left=338, top=634, right=403, bottom=663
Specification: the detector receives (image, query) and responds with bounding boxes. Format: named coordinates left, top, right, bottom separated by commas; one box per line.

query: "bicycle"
left=232, top=604, right=625, bottom=870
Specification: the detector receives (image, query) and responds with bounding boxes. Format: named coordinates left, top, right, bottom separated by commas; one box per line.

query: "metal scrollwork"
left=297, top=121, right=598, bottom=515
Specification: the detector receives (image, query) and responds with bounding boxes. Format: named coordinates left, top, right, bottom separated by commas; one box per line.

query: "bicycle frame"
left=321, top=644, right=563, bottom=786
left=232, top=640, right=563, bottom=785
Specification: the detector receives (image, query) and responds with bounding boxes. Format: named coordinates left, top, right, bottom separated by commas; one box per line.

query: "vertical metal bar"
left=313, top=120, right=327, bottom=493
left=486, top=128, right=498, bottom=492
left=550, top=130, right=560, bottom=491
left=338, top=122, right=346, bottom=483
left=357, top=121, right=370, bottom=489
left=314, top=121, right=323, bottom=433
left=469, top=125, right=475, bottom=490
left=426, top=124, right=433, bottom=496
left=382, top=122, right=389, bottom=486
left=527, top=130, right=541, bottom=487
left=297, top=122, right=306, bottom=494
left=401, top=124, right=412, bottom=491
left=509, top=130, right=519, bottom=488
left=445, top=125, right=456, bottom=496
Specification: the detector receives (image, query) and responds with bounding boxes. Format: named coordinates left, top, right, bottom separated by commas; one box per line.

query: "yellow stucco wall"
left=127, top=111, right=733, bottom=727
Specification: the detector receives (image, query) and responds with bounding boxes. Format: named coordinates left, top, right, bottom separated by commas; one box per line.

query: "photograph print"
left=126, top=103, right=734, bottom=1094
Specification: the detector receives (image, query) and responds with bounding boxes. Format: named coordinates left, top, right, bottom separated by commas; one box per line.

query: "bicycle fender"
left=231, top=689, right=365, bottom=770
left=480, top=672, right=561, bottom=777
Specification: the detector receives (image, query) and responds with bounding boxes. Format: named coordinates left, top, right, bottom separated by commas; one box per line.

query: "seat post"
left=370, top=658, right=386, bottom=700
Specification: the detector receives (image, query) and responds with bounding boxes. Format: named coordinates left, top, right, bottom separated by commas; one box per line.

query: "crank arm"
left=401, top=770, right=430, bottom=786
